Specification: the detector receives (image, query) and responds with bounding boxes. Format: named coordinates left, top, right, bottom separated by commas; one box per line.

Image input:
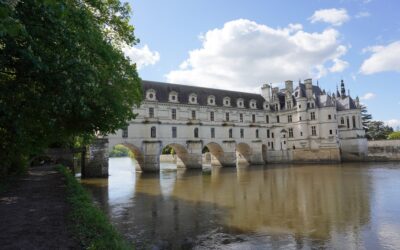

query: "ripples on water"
left=81, top=158, right=400, bottom=250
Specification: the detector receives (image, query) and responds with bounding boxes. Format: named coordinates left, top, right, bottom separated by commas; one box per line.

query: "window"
left=210, top=111, right=214, bottom=121
left=194, top=128, right=199, bottom=138
left=352, top=116, right=356, bottom=128
left=299, top=104, right=301, bottom=109
left=287, top=101, right=292, bottom=109
left=237, top=98, right=244, bottom=108
left=329, top=129, right=333, bottom=135
left=307, top=102, right=310, bottom=109
left=256, top=129, right=259, bottom=138
left=211, top=128, right=215, bottom=138
left=122, top=127, right=128, bottom=138
left=192, top=110, right=196, bottom=119
left=151, top=126, right=156, bottom=138
left=275, top=104, right=278, bottom=110
left=289, top=128, right=293, bottom=138
left=288, top=115, right=292, bottom=123
left=240, top=129, right=244, bottom=138
left=169, top=91, right=178, bottom=102
left=311, top=103, right=315, bottom=108
left=311, top=126, right=317, bottom=136
left=299, top=116, right=302, bottom=121
left=252, top=114, right=256, bottom=123
left=271, top=142, right=274, bottom=149
left=276, top=115, right=280, bottom=123
left=146, top=89, right=156, bottom=100
left=334, top=114, right=337, bottom=120
left=300, top=131, right=303, bottom=136
left=149, top=107, right=154, bottom=118
left=328, top=114, right=332, bottom=120
left=266, top=115, right=269, bottom=123
left=229, top=129, right=233, bottom=138
left=310, top=112, right=315, bottom=120
left=172, top=127, right=177, bottom=138
left=271, top=132, right=274, bottom=138
left=171, top=108, right=176, bottom=120
left=267, top=129, right=270, bottom=138
left=208, top=95, right=215, bottom=105
left=223, top=97, right=231, bottom=106
left=347, top=117, right=350, bottom=128
left=226, top=112, right=230, bottom=122
left=341, top=117, right=345, bottom=124
left=240, top=113, right=243, bottom=122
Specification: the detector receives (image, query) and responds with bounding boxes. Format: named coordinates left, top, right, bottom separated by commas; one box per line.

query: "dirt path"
left=0, top=165, right=80, bottom=250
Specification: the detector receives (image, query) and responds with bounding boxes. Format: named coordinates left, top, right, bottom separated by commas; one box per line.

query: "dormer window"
left=169, top=91, right=178, bottom=102
left=263, top=102, right=269, bottom=110
left=189, top=93, right=197, bottom=104
left=223, top=97, right=231, bottom=107
left=237, top=98, right=244, bottom=108
left=208, top=95, right=215, bottom=105
left=146, top=89, right=156, bottom=101
left=250, top=99, right=257, bottom=109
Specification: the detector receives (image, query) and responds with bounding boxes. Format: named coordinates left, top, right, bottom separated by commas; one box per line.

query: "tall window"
left=266, top=115, right=269, bottom=123
left=328, top=114, right=332, bottom=120
left=267, top=129, right=270, bottom=138
left=329, top=129, right=333, bottom=135
left=341, top=117, right=345, bottom=124
left=149, top=107, right=154, bottom=118
left=288, top=115, right=292, bottom=123
left=255, top=129, right=259, bottom=138
left=310, top=112, right=315, bottom=120
left=151, top=126, right=156, bottom=138
left=271, top=132, right=274, bottom=138
left=287, top=101, right=292, bottom=109
left=352, top=116, right=356, bottom=128
left=210, top=111, right=214, bottom=121
left=276, top=115, right=280, bottom=123
left=240, top=128, right=244, bottom=138
left=122, top=127, right=128, bottom=138
left=194, top=128, right=199, bottom=138
left=271, top=142, right=274, bottom=149
left=347, top=117, right=350, bottom=128
left=211, top=128, right=215, bottom=138
left=192, top=110, right=196, bottom=119
left=172, top=127, right=177, bottom=138
left=311, top=126, right=316, bottom=136
left=275, top=103, right=278, bottom=110
left=229, top=128, right=233, bottom=138
left=252, top=114, right=256, bottom=123
left=171, top=108, right=176, bottom=120
left=240, top=113, right=243, bottom=122
left=288, top=128, right=293, bottom=138
left=226, top=112, right=230, bottom=122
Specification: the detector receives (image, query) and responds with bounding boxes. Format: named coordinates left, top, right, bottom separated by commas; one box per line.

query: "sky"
left=124, top=0, right=400, bottom=129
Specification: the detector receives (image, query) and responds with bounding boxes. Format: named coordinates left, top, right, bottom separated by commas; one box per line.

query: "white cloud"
left=360, top=92, right=376, bottom=100
left=166, top=19, right=348, bottom=92
left=122, top=44, right=160, bottom=69
left=385, top=119, right=400, bottom=129
left=360, top=41, right=400, bottom=74
left=355, top=11, right=371, bottom=18
left=309, top=8, right=350, bottom=26
left=330, top=58, right=349, bottom=72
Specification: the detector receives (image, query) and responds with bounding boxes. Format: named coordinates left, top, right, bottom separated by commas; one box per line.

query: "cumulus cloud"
left=385, top=119, right=400, bottom=130
left=122, top=44, right=160, bottom=69
left=309, top=8, right=350, bottom=26
left=166, top=19, right=348, bottom=92
left=360, top=92, right=376, bottom=100
left=360, top=41, right=400, bottom=74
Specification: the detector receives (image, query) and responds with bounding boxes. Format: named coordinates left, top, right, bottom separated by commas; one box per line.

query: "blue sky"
left=125, top=0, right=400, bottom=129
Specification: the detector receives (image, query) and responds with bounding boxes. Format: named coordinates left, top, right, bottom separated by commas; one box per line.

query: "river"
left=81, top=158, right=400, bottom=249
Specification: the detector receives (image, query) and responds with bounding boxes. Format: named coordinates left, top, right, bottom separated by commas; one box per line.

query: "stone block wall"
left=367, top=140, right=400, bottom=161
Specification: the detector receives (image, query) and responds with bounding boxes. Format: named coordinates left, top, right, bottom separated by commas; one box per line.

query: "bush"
left=388, top=131, right=400, bottom=140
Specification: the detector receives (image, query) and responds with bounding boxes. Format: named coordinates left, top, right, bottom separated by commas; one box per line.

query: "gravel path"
left=0, top=165, right=80, bottom=250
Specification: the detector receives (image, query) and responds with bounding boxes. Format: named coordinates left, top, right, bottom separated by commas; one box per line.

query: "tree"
left=360, top=105, right=372, bottom=130
left=366, top=121, right=393, bottom=140
left=388, top=131, right=400, bottom=140
left=0, top=0, right=142, bottom=176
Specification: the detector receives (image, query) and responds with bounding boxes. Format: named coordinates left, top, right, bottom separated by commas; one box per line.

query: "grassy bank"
left=57, top=166, right=133, bottom=250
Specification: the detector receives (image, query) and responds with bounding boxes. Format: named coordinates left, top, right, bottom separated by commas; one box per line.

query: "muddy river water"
left=81, top=158, right=400, bottom=249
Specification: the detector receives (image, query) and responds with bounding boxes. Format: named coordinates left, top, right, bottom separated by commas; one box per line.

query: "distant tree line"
left=0, top=0, right=142, bottom=177
left=361, top=105, right=398, bottom=140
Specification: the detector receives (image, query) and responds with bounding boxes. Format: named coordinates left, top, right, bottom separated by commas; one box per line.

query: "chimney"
left=261, top=83, right=271, bottom=102
left=285, top=80, right=293, bottom=93
left=304, top=78, right=313, bottom=98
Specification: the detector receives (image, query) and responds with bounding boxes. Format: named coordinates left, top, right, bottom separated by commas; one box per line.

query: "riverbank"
left=0, top=165, right=132, bottom=250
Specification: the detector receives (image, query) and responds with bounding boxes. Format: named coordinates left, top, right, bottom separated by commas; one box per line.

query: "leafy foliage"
left=0, top=0, right=142, bottom=176
left=388, top=131, right=400, bottom=140
left=109, top=144, right=134, bottom=158
left=162, top=145, right=175, bottom=155
left=366, top=121, right=393, bottom=140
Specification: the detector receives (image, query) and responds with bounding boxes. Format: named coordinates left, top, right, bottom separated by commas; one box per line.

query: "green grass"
left=57, top=165, right=133, bottom=250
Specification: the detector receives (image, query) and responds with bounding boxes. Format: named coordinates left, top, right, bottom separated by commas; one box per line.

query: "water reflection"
left=82, top=159, right=400, bottom=249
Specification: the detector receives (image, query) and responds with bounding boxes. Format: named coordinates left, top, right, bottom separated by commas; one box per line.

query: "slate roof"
left=142, top=80, right=266, bottom=110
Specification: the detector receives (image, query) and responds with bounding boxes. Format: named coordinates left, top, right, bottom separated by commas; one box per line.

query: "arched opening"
left=262, top=144, right=268, bottom=163
left=160, top=143, right=190, bottom=169
left=202, top=142, right=226, bottom=167
left=236, top=143, right=252, bottom=166
left=109, top=143, right=144, bottom=172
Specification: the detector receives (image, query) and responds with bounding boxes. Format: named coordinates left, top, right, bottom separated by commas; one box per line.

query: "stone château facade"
left=106, top=79, right=367, bottom=172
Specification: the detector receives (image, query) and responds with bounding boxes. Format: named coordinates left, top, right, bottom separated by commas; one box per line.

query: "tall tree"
left=360, top=105, right=372, bottom=130
left=0, top=0, right=142, bottom=176
left=366, top=121, right=393, bottom=140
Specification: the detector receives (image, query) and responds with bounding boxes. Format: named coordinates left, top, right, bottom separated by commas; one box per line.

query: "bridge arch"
left=203, top=142, right=225, bottom=167
left=161, top=143, right=191, bottom=169
left=113, top=143, right=145, bottom=171
left=236, top=142, right=252, bottom=166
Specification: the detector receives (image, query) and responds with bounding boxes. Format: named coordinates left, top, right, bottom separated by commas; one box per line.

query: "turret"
left=305, top=78, right=313, bottom=98
left=261, top=83, right=271, bottom=102
left=340, top=79, right=346, bottom=98
left=355, top=96, right=360, bottom=108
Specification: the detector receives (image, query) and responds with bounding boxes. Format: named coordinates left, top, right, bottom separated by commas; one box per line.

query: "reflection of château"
left=105, top=79, right=367, bottom=172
